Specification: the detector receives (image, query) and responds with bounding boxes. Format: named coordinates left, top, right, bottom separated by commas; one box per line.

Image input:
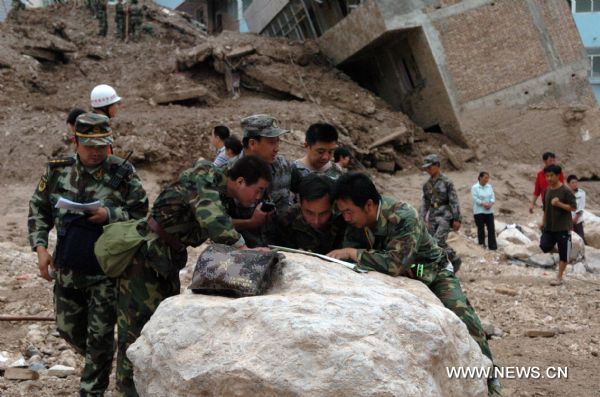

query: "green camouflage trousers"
left=425, top=269, right=492, bottom=361
left=54, top=277, right=117, bottom=396
left=97, top=8, right=107, bottom=36
left=116, top=254, right=180, bottom=397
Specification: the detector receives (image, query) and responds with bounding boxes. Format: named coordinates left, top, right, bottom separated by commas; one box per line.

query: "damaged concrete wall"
left=316, top=0, right=595, bottom=151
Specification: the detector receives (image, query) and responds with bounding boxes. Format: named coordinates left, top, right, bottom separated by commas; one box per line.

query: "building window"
left=591, top=55, right=600, bottom=80
left=574, top=0, right=600, bottom=12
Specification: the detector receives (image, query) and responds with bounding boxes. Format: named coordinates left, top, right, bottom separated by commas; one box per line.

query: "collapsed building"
left=244, top=0, right=598, bottom=158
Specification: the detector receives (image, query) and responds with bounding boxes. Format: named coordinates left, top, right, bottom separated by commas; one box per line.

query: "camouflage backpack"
left=189, top=244, right=283, bottom=297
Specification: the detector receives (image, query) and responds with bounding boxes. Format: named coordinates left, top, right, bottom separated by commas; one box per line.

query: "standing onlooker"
left=471, top=172, right=497, bottom=250
left=529, top=152, right=564, bottom=213
left=211, top=125, right=231, bottom=167
left=539, top=164, right=576, bottom=286
left=567, top=174, right=586, bottom=243
left=333, top=147, right=351, bottom=173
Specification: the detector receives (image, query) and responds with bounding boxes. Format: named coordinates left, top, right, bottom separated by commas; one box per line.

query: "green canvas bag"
left=94, top=218, right=151, bottom=278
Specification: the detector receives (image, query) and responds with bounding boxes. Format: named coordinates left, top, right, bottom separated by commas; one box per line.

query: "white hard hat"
left=90, top=84, right=122, bottom=108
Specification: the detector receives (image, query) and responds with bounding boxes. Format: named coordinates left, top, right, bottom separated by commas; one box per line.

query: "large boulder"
left=498, top=226, right=531, bottom=245
left=128, top=253, right=489, bottom=397
left=584, top=246, right=600, bottom=273
left=585, top=221, right=600, bottom=249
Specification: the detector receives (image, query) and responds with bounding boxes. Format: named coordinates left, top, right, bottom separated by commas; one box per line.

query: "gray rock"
left=47, top=364, right=76, bottom=378
left=584, top=246, right=600, bottom=273
left=129, top=253, right=489, bottom=397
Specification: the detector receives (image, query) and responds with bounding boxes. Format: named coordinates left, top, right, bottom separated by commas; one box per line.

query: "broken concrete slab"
left=226, top=45, right=255, bottom=60
left=242, top=67, right=305, bottom=100
left=4, top=367, right=40, bottom=380
left=442, top=144, right=463, bottom=170
left=151, top=86, right=215, bottom=105
left=375, top=160, right=396, bottom=173
left=368, top=126, right=408, bottom=150
left=175, top=43, right=213, bottom=71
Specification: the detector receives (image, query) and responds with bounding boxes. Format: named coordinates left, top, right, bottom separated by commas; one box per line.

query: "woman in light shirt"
left=471, top=172, right=497, bottom=250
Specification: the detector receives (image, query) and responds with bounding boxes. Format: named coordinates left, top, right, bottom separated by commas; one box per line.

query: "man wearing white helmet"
left=90, top=84, right=121, bottom=119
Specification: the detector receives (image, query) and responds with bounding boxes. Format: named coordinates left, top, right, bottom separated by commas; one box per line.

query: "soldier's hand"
left=327, top=248, right=357, bottom=261
left=87, top=207, right=109, bottom=224
left=452, top=220, right=461, bottom=232
left=36, top=246, right=54, bottom=282
left=249, top=203, right=272, bottom=229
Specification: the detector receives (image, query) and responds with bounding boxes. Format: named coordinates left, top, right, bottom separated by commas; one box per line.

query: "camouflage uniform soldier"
left=97, top=0, right=108, bottom=36
left=28, top=113, right=148, bottom=397
left=227, top=114, right=295, bottom=247
left=11, top=0, right=25, bottom=11
left=273, top=174, right=346, bottom=254
left=293, top=122, right=343, bottom=181
left=327, top=173, right=500, bottom=396
left=420, top=154, right=462, bottom=271
left=115, top=0, right=125, bottom=40
left=128, top=0, right=143, bottom=41
left=115, top=156, right=271, bottom=396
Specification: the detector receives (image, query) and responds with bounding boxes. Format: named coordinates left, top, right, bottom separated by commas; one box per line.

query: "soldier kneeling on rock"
left=327, top=172, right=501, bottom=396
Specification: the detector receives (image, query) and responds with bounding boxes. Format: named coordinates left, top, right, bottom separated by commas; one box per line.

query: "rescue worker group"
left=27, top=84, right=501, bottom=396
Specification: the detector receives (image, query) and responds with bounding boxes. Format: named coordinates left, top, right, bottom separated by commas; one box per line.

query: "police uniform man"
left=420, top=154, right=462, bottom=271
left=273, top=174, right=346, bottom=254
left=227, top=114, right=295, bottom=247
left=116, top=155, right=271, bottom=397
left=28, top=113, right=148, bottom=397
left=327, top=173, right=500, bottom=396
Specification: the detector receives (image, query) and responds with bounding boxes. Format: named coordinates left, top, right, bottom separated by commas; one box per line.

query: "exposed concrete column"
left=524, top=0, right=560, bottom=70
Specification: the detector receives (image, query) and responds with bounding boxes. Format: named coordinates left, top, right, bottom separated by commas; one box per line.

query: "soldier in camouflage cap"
left=115, top=155, right=271, bottom=396
left=227, top=114, right=295, bottom=247
left=273, top=173, right=346, bottom=254
left=28, top=112, right=148, bottom=396
left=421, top=154, right=462, bottom=271
left=327, top=173, right=501, bottom=396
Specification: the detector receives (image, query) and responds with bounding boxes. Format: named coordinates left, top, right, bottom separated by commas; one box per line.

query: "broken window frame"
left=590, top=55, right=600, bottom=81
left=573, top=0, right=600, bottom=13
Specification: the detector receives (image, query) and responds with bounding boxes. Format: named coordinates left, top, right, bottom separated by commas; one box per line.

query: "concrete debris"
left=175, top=43, right=213, bottom=71
left=225, top=44, right=256, bottom=60
left=442, top=144, right=463, bottom=170
left=48, top=364, right=77, bottom=378
left=375, top=160, right=396, bottom=173
left=4, top=367, right=40, bottom=380
left=368, top=126, right=408, bottom=150
left=151, top=86, right=216, bottom=105
left=525, top=329, right=558, bottom=338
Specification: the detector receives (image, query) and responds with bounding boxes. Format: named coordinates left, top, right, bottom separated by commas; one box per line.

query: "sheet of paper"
left=55, top=197, right=101, bottom=212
